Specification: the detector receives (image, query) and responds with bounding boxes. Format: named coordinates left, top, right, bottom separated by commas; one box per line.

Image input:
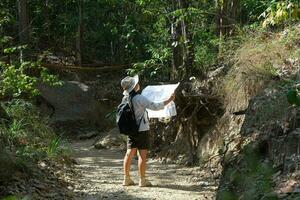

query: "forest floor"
left=70, top=138, right=218, bottom=200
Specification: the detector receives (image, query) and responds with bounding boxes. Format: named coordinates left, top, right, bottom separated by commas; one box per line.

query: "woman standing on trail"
left=120, top=75, right=175, bottom=187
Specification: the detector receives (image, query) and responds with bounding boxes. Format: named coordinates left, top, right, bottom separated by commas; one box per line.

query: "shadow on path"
left=70, top=139, right=217, bottom=200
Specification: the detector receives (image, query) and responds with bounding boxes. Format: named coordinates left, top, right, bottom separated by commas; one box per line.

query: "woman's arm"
left=137, top=93, right=176, bottom=111
left=163, top=93, right=175, bottom=106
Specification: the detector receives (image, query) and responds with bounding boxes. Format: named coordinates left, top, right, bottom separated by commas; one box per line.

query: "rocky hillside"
left=148, top=23, right=300, bottom=199
left=200, top=24, right=300, bottom=199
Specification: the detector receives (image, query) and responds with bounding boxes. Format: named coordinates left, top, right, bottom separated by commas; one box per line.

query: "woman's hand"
left=169, top=93, right=175, bottom=101
left=164, top=93, right=176, bottom=106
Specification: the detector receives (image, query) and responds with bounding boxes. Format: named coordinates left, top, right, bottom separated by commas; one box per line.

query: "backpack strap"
left=129, top=94, right=144, bottom=132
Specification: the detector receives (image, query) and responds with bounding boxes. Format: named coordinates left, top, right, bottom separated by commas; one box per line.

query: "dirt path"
left=70, top=139, right=218, bottom=200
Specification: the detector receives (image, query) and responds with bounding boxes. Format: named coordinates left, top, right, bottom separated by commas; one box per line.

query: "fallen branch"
left=42, top=63, right=130, bottom=72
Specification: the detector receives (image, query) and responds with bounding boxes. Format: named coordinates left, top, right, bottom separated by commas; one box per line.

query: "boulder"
left=78, top=131, right=99, bottom=140
left=37, top=81, right=105, bottom=126
left=94, top=128, right=126, bottom=149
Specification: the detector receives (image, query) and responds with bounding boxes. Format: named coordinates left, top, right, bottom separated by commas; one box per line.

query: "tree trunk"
left=17, top=0, right=29, bottom=45
left=17, top=0, right=29, bottom=62
left=218, top=0, right=225, bottom=54
left=44, top=0, right=50, bottom=44
left=178, top=0, right=194, bottom=78
left=217, top=0, right=238, bottom=49
left=170, top=0, right=181, bottom=81
left=229, top=0, right=238, bottom=36
left=111, top=41, right=115, bottom=63
left=217, top=0, right=229, bottom=54
left=76, top=0, right=83, bottom=66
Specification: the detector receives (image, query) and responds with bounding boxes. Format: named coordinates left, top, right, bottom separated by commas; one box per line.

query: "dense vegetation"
left=0, top=0, right=300, bottom=199
left=1, top=0, right=299, bottom=78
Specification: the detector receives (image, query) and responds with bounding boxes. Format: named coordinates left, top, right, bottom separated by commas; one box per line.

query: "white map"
left=141, top=83, right=180, bottom=119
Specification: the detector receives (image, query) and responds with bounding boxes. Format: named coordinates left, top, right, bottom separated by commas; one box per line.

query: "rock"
left=78, top=131, right=98, bottom=140
left=38, top=161, right=47, bottom=169
left=37, top=81, right=108, bottom=126
left=67, top=186, right=73, bottom=190
left=95, top=134, right=126, bottom=149
left=94, top=143, right=105, bottom=149
left=94, top=128, right=126, bottom=149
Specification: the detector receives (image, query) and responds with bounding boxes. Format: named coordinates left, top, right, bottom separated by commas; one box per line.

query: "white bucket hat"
left=121, top=75, right=139, bottom=95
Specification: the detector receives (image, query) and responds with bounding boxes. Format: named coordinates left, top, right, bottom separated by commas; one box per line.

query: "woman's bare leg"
left=123, top=148, right=137, bottom=177
left=138, top=149, right=147, bottom=177
left=138, top=149, right=151, bottom=186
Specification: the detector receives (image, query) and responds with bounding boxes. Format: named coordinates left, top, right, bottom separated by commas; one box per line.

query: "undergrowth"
left=0, top=100, right=71, bottom=183
left=216, top=24, right=300, bottom=200
left=220, top=24, right=300, bottom=112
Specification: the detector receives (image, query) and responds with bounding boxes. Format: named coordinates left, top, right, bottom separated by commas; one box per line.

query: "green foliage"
left=287, top=89, right=300, bottom=106
left=260, top=1, right=300, bottom=28
left=0, top=6, right=63, bottom=99
left=47, top=136, right=71, bottom=158
left=0, top=57, right=63, bottom=99
left=129, top=45, right=172, bottom=79
left=1, top=196, right=18, bottom=200
left=194, top=33, right=219, bottom=73
left=1, top=0, right=299, bottom=81
left=219, top=144, right=275, bottom=199
left=7, top=119, right=26, bottom=139
left=1, top=61, right=39, bottom=98
left=0, top=5, right=68, bottom=178
left=0, top=1, right=12, bottom=26
left=0, top=100, right=70, bottom=162
left=3, top=0, right=298, bottom=81
left=217, top=191, right=238, bottom=200
left=242, top=0, right=271, bottom=23
left=126, top=1, right=172, bottom=78
left=1, top=196, right=30, bottom=200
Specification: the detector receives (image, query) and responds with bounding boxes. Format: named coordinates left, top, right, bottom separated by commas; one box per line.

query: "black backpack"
left=116, top=93, right=143, bottom=136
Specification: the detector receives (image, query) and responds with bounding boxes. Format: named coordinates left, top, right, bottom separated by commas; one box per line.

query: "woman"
left=120, top=75, right=175, bottom=187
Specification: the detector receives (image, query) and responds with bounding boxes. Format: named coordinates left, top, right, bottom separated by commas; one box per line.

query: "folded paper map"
left=141, top=83, right=180, bottom=119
